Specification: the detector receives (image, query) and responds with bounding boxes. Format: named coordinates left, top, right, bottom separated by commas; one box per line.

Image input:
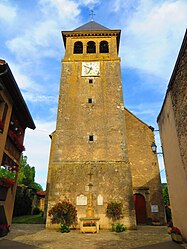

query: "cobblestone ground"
left=1, top=224, right=187, bottom=249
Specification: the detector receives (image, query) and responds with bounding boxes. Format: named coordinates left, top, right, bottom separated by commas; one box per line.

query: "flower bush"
left=115, top=223, right=126, bottom=233
left=106, top=201, right=124, bottom=222
left=171, top=226, right=182, bottom=235
left=0, top=176, right=14, bottom=188
left=48, top=200, right=77, bottom=232
left=8, top=130, right=25, bottom=152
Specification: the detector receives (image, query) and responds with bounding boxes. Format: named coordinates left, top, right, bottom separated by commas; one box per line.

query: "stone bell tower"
left=45, top=21, right=136, bottom=229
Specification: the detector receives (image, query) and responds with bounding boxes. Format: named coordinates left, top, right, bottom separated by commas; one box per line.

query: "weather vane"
left=89, top=9, right=95, bottom=21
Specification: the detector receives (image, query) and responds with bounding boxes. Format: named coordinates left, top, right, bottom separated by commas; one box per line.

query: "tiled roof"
left=37, top=190, right=46, bottom=196
left=74, top=21, right=110, bottom=31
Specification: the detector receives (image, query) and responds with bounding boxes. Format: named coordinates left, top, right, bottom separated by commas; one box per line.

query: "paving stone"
left=0, top=224, right=186, bottom=249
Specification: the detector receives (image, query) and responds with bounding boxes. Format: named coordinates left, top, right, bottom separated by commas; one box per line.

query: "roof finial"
left=89, top=9, right=95, bottom=21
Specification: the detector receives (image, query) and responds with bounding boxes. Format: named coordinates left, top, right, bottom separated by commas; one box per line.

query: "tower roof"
left=74, top=21, right=110, bottom=31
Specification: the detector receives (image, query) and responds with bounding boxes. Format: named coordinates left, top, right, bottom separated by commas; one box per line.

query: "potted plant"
left=0, top=176, right=14, bottom=188
left=170, top=226, right=183, bottom=243
left=0, top=167, right=15, bottom=201
left=48, top=200, right=77, bottom=233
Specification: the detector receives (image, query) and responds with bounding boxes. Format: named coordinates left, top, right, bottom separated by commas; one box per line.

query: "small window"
left=89, top=79, right=93, bottom=84
left=100, top=41, right=109, bottom=53
left=74, top=41, right=83, bottom=54
left=89, top=135, right=94, bottom=141
left=88, top=98, right=93, bottom=104
left=87, top=41, right=96, bottom=53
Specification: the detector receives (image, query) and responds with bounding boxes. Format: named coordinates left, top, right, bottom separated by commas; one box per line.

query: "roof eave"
left=0, top=61, right=36, bottom=129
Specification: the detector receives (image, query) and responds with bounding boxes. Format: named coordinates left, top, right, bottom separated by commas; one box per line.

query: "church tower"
left=45, top=21, right=136, bottom=229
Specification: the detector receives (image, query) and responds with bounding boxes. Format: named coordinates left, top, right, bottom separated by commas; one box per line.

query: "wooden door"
left=134, top=194, right=147, bottom=224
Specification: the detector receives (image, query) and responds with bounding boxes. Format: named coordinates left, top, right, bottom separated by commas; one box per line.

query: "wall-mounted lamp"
left=151, top=142, right=163, bottom=155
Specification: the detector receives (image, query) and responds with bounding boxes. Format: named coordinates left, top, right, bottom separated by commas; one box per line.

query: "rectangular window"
left=88, top=98, right=93, bottom=104
left=89, top=135, right=94, bottom=142
left=89, top=79, right=93, bottom=84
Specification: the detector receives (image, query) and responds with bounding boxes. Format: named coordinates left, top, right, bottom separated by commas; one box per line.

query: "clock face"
left=82, top=62, right=100, bottom=77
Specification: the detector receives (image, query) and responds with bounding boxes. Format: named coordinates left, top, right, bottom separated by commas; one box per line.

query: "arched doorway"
left=134, top=194, right=147, bottom=224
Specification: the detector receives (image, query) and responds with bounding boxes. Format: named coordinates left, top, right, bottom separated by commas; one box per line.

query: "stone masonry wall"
left=46, top=161, right=136, bottom=229
left=124, top=109, right=165, bottom=224
left=170, top=46, right=187, bottom=177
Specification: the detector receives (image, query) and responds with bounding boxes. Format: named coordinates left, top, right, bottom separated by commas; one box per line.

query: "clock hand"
left=88, top=67, right=92, bottom=73
left=84, top=65, right=91, bottom=69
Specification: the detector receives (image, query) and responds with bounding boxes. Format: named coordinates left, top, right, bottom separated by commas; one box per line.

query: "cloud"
left=120, top=0, right=187, bottom=79
left=0, top=1, right=17, bottom=23
left=24, top=120, right=56, bottom=189
left=39, top=0, right=80, bottom=26
left=6, top=21, right=61, bottom=62
left=6, top=62, right=58, bottom=106
left=6, top=0, right=81, bottom=63
left=9, top=62, right=41, bottom=90
left=128, top=102, right=161, bottom=117
left=78, top=0, right=100, bottom=7
left=110, top=0, right=138, bottom=13
left=23, top=92, right=57, bottom=104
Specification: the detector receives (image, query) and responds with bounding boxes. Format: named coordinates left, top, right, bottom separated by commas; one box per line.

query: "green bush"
left=13, top=186, right=33, bottom=216
left=60, top=223, right=70, bottom=233
left=115, top=223, right=126, bottom=233
left=32, top=207, right=41, bottom=215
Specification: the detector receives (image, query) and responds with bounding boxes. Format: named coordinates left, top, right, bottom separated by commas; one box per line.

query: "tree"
left=162, top=183, right=170, bottom=205
left=18, top=154, right=42, bottom=190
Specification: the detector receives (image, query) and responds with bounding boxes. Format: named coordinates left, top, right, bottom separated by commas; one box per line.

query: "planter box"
left=171, top=233, right=183, bottom=243
left=81, top=226, right=97, bottom=233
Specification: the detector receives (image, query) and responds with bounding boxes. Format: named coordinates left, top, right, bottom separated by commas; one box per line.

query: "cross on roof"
left=88, top=170, right=93, bottom=182
left=89, top=9, right=95, bottom=21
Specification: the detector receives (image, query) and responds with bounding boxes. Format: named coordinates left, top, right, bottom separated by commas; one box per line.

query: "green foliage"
left=32, top=207, right=41, bottom=215
left=115, top=223, right=126, bottom=233
left=0, top=168, right=16, bottom=181
left=106, top=201, right=124, bottom=222
left=12, top=214, right=44, bottom=224
left=59, top=223, right=70, bottom=233
left=48, top=200, right=77, bottom=227
left=13, top=187, right=33, bottom=216
left=162, top=183, right=170, bottom=205
left=18, top=154, right=42, bottom=190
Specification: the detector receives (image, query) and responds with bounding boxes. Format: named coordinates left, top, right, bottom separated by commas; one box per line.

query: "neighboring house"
left=157, top=30, right=187, bottom=240
left=36, top=190, right=46, bottom=212
left=0, top=59, right=35, bottom=236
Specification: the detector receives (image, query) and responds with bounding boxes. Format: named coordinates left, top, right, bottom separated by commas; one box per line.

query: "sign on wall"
left=76, top=194, right=87, bottom=206
left=151, top=205, right=159, bottom=213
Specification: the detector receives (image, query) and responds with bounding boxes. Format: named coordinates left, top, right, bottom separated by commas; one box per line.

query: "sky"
left=0, top=0, right=187, bottom=189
